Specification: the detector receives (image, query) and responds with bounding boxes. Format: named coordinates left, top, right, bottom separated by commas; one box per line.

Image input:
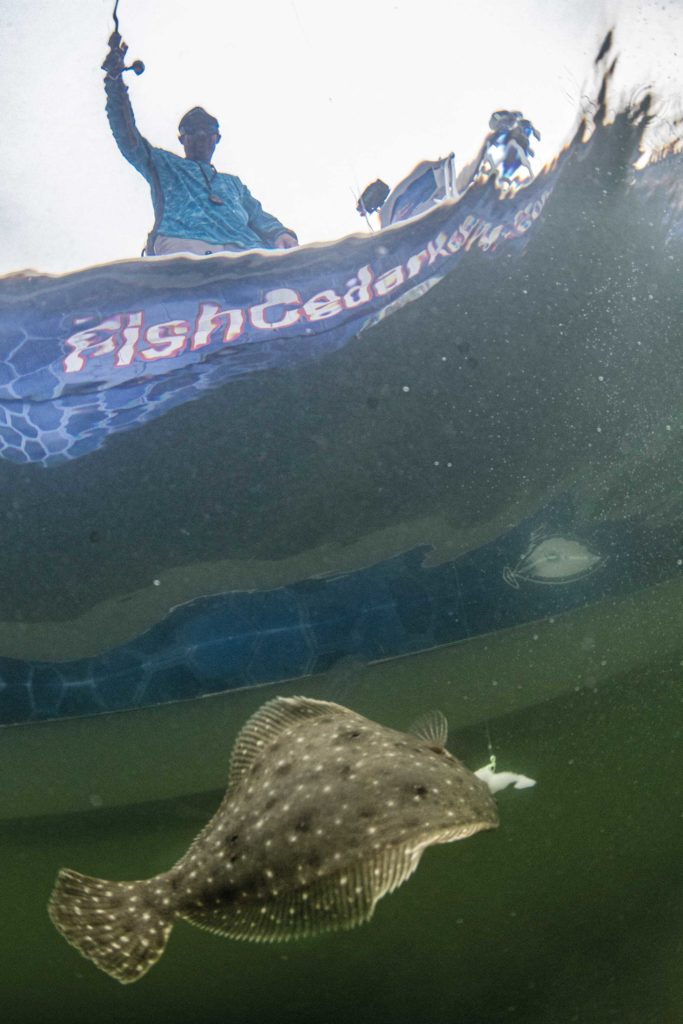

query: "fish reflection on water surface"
left=503, top=529, right=603, bottom=588
left=48, top=697, right=499, bottom=983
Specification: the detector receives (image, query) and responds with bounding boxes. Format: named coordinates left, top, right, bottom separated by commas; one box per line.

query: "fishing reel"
left=103, top=30, right=145, bottom=76
left=105, top=2, right=145, bottom=76
left=122, top=57, right=145, bottom=76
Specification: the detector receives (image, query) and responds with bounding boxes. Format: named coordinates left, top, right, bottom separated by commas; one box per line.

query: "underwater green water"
left=2, top=616, right=681, bottom=1024
left=1, top=26, right=681, bottom=1022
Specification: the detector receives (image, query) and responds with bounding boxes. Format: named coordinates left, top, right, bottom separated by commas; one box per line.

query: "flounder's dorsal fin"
left=178, top=843, right=425, bottom=943
left=228, top=696, right=352, bottom=789
left=408, top=709, right=448, bottom=749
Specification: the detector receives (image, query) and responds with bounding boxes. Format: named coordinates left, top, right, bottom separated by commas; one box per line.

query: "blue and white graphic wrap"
left=0, top=175, right=555, bottom=466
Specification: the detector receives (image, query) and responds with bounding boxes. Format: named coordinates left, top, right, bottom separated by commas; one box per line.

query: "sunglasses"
left=181, top=128, right=220, bottom=137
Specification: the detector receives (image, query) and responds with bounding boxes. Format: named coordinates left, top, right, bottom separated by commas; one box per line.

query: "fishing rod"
left=108, top=0, right=145, bottom=76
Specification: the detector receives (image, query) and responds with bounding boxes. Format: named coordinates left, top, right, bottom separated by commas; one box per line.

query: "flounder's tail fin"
left=48, top=868, right=175, bottom=984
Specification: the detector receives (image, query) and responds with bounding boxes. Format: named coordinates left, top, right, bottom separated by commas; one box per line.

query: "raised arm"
left=102, top=33, right=153, bottom=177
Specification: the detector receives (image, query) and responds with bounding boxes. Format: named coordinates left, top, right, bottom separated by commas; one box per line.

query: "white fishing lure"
left=474, top=756, right=537, bottom=794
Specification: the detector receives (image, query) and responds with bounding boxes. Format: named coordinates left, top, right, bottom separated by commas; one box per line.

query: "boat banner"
left=0, top=173, right=556, bottom=466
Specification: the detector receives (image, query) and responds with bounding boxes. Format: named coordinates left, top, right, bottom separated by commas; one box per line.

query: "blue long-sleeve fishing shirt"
left=104, top=76, right=295, bottom=249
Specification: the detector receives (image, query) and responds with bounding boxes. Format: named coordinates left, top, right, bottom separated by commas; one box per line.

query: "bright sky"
left=1, top=0, right=681, bottom=274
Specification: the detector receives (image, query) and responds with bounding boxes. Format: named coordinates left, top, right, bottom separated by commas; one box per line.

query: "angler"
left=101, top=1, right=298, bottom=257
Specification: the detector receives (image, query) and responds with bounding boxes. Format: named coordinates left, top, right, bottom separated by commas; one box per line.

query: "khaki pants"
left=151, top=234, right=244, bottom=256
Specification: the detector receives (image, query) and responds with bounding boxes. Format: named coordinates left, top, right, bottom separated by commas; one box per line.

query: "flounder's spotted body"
left=49, top=697, right=498, bottom=983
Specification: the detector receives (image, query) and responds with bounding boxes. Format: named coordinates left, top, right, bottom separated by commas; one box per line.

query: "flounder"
left=48, top=697, right=498, bottom=983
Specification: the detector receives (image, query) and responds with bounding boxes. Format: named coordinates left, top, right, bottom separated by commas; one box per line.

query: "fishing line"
left=484, top=720, right=497, bottom=772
